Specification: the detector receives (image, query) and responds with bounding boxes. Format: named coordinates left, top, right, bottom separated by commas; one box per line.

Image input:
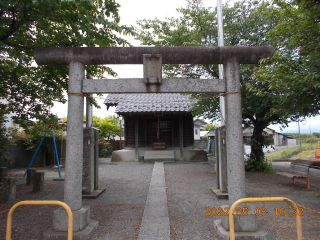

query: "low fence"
left=194, top=140, right=208, bottom=150
left=1, top=138, right=215, bottom=168
left=194, top=139, right=215, bottom=155
left=0, top=140, right=66, bottom=169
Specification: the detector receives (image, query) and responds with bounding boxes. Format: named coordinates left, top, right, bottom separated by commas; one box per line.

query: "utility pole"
left=217, top=0, right=225, bottom=126
left=298, top=121, right=302, bottom=153
left=86, top=74, right=93, bottom=128
left=309, top=125, right=312, bottom=147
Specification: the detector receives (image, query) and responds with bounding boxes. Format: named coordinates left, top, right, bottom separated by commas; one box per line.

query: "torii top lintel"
left=34, top=46, right=275, bottom=65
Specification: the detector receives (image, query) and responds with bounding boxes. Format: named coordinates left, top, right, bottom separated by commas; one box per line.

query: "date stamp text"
left=205, top=207, right=304, bottom=216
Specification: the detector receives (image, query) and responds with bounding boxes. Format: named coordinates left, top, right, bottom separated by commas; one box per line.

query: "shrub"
left=99, top=141, right=113, bottom=158
left=245, top=157, right=275, bottom=173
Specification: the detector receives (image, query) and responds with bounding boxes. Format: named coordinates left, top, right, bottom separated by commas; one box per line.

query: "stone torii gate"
left=35, top=46, right=274, bottom=239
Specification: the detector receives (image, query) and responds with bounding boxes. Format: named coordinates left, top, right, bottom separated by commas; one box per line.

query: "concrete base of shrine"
left=111, top=148, right=208, bottom=162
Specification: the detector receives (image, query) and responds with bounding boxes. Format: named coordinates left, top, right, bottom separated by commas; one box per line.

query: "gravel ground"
left=164, top=162, right=219, bottom=239
left=1, top=159, right=320, bottom=240
left=165, top=162, right=320, bottom=240
left=0, top=160, right=154, bottom=240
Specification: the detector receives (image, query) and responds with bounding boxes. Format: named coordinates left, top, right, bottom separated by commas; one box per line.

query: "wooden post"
left=119, top=122, right=122, bottom=149
left=179, top=116, right=183, bottom=160
left=144, top=118, right=147, bottom=146
left=135, top=116, right=139, bottom=160
left=171, top=117, right=174, bottom=146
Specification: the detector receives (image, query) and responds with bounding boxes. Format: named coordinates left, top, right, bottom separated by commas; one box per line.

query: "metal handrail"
left=229, top=197, right=302, bottom=240
left=6, top=200, right=73, bottom=240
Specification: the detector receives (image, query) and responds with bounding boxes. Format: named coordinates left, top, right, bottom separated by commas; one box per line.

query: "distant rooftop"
left=104, top=93, right=195, bottom=114
left=200, top=131, right=209, bottom=137
left=193, top=118, right=207, bottom=126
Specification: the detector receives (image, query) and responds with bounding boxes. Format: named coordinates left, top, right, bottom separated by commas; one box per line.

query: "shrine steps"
left=143, top=150, right=175, bottom=163
left=110, top=148, right=208, bottom=162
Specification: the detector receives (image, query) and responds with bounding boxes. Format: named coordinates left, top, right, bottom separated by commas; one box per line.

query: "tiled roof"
left=104, top=93, right=195, bottom=113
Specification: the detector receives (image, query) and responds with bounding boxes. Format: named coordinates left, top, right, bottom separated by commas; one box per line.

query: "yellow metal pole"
left=6, top=200, right=73, bottom=240
left=229, top=197, right=302, bottom=240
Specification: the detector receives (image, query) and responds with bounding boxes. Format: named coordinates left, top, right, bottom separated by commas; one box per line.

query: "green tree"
left=0, top=0, right=134, bottom=128
left=92, top=115, right=120, bottom=140
left=0, top=107, right=16, bottom=166
left=136, top=0, right=286, bottom=169
left=203, top=123, right=217, bottom=132
left=63, top=114, right=121, bottom=139
left=252, top=0, right=320, bottom=120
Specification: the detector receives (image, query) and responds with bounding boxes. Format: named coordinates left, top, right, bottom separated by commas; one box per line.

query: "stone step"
left=143, top=150, right=175, bottom=162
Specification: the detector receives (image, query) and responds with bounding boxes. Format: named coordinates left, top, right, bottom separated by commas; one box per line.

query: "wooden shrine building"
left=104, top=93, right=203, bottom=161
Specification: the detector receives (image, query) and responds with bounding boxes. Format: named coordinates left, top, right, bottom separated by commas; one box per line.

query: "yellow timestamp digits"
left=206, top=207, right=304, bottom=216
left=274, top=207, right=303, bottom=216
left=205, top=207, right=267, bottom=216
left=205, top=207, right=230, bottom=216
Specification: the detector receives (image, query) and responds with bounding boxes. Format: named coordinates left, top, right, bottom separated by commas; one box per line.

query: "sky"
left=50, top=0, right=216, bottom=118
left=50, top=0, right=320, bottom=134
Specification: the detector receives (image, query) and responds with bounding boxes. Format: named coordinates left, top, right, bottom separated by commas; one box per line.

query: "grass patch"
left=265, top=144, right=316, bottom=161
left=293, top=149, right=315, bottom=160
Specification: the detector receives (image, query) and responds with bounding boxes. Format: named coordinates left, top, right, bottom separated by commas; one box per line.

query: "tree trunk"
left=250, top=124, right=265, bottom=161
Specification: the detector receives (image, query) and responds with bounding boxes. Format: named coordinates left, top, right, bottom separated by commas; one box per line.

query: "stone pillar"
left=64, top=60, right=85, bottom=211
left=45, top=61, right=98, bottom=240
left=83, top=127, right=95, bottom=194
left=213, top=59, right=265, bottom=239
left=1, top=177, right=16, bottom=202
left=0, top=167, right=7, bottom=183
left=224, top=59, right=245, bottom=205
left=217, top=126, right=227, bottom=193
left=33, top=172, right=44, bottom=192
left=26, top=168, right=36, bottom=185
left=94, top=128, right=99, bottom=190
left=215, top=128, right=220, bottom=188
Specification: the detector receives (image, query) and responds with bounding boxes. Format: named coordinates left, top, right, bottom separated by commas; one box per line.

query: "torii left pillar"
left=44, top=61, right=98, bottom=239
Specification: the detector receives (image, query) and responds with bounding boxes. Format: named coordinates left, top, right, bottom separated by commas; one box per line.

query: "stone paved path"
left=138, top=162, right=170, bottom=240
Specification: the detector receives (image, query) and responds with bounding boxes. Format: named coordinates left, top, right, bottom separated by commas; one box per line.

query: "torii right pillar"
left=224, top=59, right=246, bottom=207
left=213, top=58, right=268, bottom=239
